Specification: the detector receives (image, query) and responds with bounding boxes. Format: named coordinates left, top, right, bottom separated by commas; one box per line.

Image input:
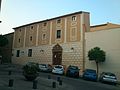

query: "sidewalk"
left=0, top=64, right=73, bottom=90
left=0, top=74, right=73, bottom=90
left=0, top=64, right=23, bottom=72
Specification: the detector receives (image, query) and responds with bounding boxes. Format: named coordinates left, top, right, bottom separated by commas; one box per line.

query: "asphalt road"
left=0, top=64, right=120, bottom=90
left=38, top=72, right=120, bottom=90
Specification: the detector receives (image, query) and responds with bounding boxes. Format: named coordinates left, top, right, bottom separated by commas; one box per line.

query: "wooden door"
left=52, top=44, right=62, bottom=65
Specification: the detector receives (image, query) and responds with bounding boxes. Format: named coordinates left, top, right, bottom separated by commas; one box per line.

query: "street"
left=0, top=64, right=119, bottom=90
left=39, top=72, right=120, bottom=90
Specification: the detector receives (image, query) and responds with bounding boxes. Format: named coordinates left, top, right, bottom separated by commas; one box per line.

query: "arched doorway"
left=52, top=44, right=62, bottom=65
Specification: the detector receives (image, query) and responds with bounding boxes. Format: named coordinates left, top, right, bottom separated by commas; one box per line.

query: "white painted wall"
left=85, top=28, right=120, bottom=80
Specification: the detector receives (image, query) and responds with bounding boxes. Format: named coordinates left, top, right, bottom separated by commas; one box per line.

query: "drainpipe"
left=80, top=12, right=85, bottom=72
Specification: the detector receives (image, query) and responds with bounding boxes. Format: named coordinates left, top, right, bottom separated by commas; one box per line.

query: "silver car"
left=39, top=64, right=52, bottom=72
left=99, top=72, right=117, bottom=85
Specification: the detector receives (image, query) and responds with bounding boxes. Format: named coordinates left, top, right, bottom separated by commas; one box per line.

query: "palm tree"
left=88, top=47, right=106, bottom=78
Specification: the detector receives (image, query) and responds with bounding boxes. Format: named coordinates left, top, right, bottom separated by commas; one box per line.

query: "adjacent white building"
left=85, top=22, right=120, bottom=80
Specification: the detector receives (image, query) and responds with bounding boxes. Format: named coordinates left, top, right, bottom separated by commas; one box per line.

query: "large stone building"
left=85, top=22, right=120, bottom=80
left=12, top=11, right=120, bottom=80
left=12, top=11, right=90, bottom=73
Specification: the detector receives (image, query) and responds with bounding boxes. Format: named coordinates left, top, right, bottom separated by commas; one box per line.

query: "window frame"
left=72, top=16, right=77, bottom=21
left=56, top=30, right=61, bottom=39
left=19, top=29, right=21, bottom=32
left=18, top=38, right=20, bottom=43
left=31, top=26, right=34, bottom=29
left=28, top=49, right=32, bottom=57
left=57, top=19, right=61, bottom=24
left=43, top=22, right=47, bottom=26
left=42, top=33, right=46, bottom=40
left=30, top=36, right=32, bottom=41
left=16, top=50, right=20, bottom=57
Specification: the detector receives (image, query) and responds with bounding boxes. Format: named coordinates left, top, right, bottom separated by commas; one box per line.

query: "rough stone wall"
left=12, top=42, right=83, bottom=71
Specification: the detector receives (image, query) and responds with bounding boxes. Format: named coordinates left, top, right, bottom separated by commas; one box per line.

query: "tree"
left=22, top=62, right=39, bottom=81
left=0, top=35, right=8, bottom=63
left=88, top=47, right=106, bottom=78
left=0, top=35, right=8, bottom=47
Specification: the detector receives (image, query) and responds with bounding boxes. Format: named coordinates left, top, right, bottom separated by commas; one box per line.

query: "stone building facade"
left=12, top=11, right=90, bottom=72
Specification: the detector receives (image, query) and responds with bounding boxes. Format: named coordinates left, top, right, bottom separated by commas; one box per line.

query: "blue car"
left=66, top=65, right=80, bottom=78
left=83, top=69, right=97, bottom=81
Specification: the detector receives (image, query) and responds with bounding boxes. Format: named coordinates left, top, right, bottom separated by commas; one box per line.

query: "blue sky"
left=0, top=0, right=120, bottom=34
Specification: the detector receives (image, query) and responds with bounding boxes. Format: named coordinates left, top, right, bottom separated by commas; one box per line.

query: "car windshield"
left=41, top=64, right=47, bottom=67
left=104, top=72, right=115, bottom=76
left=69, top=66, right=78, bottom=69
left=55, top=66, right=62, bottom=69
left=86, top=69, right=96, bottom=73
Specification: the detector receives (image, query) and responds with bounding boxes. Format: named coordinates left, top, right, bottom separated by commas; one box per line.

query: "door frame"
left=52, top=44, right=62, bottom=65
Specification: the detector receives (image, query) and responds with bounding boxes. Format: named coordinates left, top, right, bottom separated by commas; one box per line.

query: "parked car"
left=82, top=69, right=97, bottom=81
left=39, top=64, right=52, bottom=72
left=66, top=65, right=79, bottom=78
left=52, top=65, right=64, bottom=75
left=99, top=72, right=117, bottom=85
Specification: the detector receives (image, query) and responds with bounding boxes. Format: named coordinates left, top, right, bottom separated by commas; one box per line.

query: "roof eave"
left=13, top=11, right=89, bottom=29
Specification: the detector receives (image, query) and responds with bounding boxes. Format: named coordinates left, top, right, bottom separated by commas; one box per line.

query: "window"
left=57, top=19, right=61, bottom=24
left=71, top=28, right=76, bottom=36
left=18, top=38, right=20, bottom=43
left=19, top=29, right=21, bottom=32
left=70, top=27, right=77, bottom=41
left=56, top=30, right=61, bottom=39
left=30, top=36, right=32, bottom=41
left=31, top=26, right=34, bottom=29
left=43, top=22, right=47, bottom=26
left=28, top=49, right=32, bottom=57
left=42, top=34, right=46, bottom=40
left=72, top=16, right=77, bottom=21
left=16, top=50, right=20, bottom=57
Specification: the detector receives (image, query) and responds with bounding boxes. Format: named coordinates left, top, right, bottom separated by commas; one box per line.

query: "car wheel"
left=66, top=72, right=70, bottom=77
left=113, top=83, right=117, bottom=86
left=82, top=76, right=85, bottom=80
left=76, top=73, right=79, bottom=78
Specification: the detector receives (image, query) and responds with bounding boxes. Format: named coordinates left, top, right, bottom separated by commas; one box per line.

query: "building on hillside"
left=12, top=11, right=90, bottom=73
left=85, top=22, right=120, bottom=80
left=0, top=32, right=14, bottom=63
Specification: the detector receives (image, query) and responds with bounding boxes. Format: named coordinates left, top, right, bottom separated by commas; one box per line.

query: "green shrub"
left=22, top=62, right=39, bottom=81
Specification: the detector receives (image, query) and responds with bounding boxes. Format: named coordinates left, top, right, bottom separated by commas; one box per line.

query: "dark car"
left=66, top=65, right=80, bottom=78
left=99, top=72, right=117, bottom=85
left=82, top=69, right=97, bottom=81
